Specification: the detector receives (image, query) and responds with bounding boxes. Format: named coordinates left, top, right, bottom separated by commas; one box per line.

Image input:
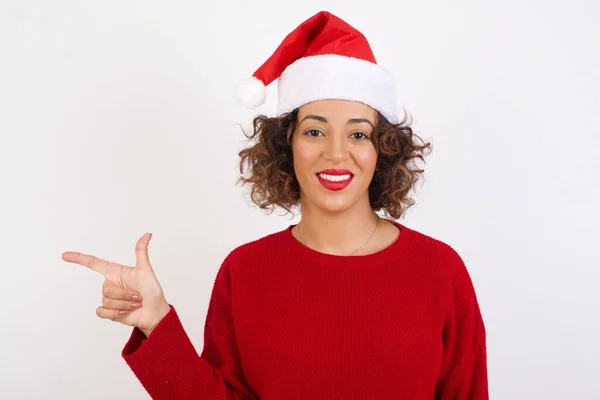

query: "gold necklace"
left=296, top=217, right=380, bottom=256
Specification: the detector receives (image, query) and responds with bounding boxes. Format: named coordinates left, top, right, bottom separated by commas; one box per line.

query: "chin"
left=312, top=192, right=364, bottom=214
left=318, top=201, right=353, bottom=214
left=300, top=178, right=370, bottom=214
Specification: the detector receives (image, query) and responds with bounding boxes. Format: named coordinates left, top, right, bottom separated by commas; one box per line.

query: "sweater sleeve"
left=122, top=257, right=258, bottom=400
left=435, top=252, right=489, bottom=399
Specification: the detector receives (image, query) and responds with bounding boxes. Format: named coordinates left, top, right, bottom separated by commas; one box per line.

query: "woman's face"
left=291, top=99, right=378, bottom=214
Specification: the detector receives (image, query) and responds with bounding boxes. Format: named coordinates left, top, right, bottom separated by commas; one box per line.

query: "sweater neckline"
left=281, top=219, right=414, bottom=267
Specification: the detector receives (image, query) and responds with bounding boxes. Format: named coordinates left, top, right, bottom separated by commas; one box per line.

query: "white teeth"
left=318, top=173, right=352, bottom=182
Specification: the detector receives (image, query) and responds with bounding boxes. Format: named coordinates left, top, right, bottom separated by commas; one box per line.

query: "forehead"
left=297, top=99, right=377, bottom=121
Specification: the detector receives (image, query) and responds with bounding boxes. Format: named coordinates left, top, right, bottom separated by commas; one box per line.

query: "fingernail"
left=119, top=310, right=128, bottom=315
left=132, top=294, right=140, bottom=301
left=132, top=302, right=142, bottom=308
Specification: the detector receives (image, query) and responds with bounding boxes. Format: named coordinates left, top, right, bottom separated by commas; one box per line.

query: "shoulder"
left=403, top=224, right=482, bottom=305
left=218, top=226, right=288, bottom=271
left=401, top=223, right=474, bottom=284
left=403, top=224, right=464, bottom=264
left=207, top=227, right=292, bottom=293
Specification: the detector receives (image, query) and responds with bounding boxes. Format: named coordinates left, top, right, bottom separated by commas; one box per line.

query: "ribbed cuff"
left=122, top=305, right=200, bottom=375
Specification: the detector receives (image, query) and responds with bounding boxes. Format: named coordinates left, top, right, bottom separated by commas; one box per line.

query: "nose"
left=323, top=133, right=348, bottom=163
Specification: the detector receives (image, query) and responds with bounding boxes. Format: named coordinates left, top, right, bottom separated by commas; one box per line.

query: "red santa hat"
left=236, top=11, right=401, bottom=124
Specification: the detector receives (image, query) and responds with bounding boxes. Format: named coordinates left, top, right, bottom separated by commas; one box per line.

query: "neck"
left=297, top=197, right=380, bottom=255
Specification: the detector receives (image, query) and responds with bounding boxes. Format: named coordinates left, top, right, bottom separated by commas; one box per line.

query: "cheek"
left=354, top=147, right=378, bottom=173
left=292, top=144, right=319, bottom=172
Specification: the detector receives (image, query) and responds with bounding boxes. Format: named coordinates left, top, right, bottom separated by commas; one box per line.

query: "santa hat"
left=236, top=11, right=401, bottom=124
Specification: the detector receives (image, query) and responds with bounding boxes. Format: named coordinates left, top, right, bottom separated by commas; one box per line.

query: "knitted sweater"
left=122, top=221, right=488, bottom=399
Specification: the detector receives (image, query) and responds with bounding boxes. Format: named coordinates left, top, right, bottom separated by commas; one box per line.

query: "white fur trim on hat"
left=277, top=54, right=400, bottom=124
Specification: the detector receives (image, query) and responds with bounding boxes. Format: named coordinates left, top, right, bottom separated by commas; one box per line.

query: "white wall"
left=1, top=0, right=598, bottom=398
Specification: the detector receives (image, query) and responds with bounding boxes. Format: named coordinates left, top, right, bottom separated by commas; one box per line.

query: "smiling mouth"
left=317, top=172, right=353, bottom=182
left=315, top=170, right=354, bottom=191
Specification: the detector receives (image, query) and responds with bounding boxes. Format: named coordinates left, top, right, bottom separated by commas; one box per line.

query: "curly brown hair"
left=237, top=107, right=432, bottom=219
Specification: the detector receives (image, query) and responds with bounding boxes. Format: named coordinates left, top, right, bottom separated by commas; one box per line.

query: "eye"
left=350, top=132, right=369, bottom=140
left=304, top=129, right=323, bottom=137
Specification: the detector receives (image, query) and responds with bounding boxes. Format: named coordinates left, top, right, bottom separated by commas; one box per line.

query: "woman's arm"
left=435, top=252, right=489, bottom=399
left=122, top=258, right=257, bottom=400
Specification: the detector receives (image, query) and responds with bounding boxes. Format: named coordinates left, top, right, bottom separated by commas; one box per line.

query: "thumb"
left=135, top=232, right=153, bottom=271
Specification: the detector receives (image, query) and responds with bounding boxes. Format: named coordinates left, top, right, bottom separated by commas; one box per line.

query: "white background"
left=1, top=0, right=599, bottom=398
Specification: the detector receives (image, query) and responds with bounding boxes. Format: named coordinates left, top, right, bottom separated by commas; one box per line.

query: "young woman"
left=63, top=11, right=488, bottom=399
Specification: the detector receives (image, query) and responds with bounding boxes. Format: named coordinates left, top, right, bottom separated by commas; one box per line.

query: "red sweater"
left=122, top=221, right=488, bottom=399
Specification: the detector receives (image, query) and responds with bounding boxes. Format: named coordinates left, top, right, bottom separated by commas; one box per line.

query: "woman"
left=63, top=11, right=488, bottom=399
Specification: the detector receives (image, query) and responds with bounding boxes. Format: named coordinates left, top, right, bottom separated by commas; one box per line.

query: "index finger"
left=62, top=251, right=115, bottom=275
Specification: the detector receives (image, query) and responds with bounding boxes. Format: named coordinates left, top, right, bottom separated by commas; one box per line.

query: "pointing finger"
left=62, top=251, right=122, bottom=276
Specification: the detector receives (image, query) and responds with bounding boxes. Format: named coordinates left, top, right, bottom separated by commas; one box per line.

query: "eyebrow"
left=299, top=115, right=375, bottom=129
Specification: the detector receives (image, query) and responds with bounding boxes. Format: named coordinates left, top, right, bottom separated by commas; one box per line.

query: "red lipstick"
left=316, top=169, right=354, bottom=191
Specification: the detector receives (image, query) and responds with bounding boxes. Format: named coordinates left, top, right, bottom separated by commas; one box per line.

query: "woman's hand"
left=62, top=233, right=171, bottom=337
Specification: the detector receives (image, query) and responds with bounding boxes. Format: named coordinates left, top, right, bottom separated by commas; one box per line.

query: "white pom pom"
left=236, top=77, right=266, bottom=108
